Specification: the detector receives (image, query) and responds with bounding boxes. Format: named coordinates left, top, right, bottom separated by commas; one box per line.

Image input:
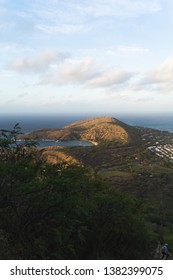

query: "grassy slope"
left=23, top=116, right=140, bottom=145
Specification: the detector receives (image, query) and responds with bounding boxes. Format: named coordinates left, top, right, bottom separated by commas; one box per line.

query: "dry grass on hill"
left=23, top=116, right=139, bottom=145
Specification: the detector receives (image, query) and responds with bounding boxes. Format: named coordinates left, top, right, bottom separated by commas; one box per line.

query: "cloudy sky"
left=1, top=0, right=173, bottom=116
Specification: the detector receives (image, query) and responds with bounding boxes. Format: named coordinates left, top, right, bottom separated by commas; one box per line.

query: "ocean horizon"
left=0, top=113, right=173, bottom=133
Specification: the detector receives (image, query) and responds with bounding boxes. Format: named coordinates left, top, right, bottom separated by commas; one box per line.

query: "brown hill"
left=23, top=116, right=140, bottom=145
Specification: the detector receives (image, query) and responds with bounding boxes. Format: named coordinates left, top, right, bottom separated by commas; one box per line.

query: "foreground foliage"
left=0, top=159, right=156, bottom=259
left=0, top=125, right=156, bottom=259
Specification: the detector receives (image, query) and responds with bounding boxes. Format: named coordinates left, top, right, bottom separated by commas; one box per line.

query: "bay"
left=17, top=139, right=94, bottom=147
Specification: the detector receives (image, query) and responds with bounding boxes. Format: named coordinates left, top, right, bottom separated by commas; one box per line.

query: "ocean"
left=120, top=114, right=173, bottom=133
left=0, top=113, right=173, bottom=132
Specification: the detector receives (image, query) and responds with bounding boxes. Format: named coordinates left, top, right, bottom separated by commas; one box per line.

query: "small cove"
left=17, top=140, right=94, bottom=147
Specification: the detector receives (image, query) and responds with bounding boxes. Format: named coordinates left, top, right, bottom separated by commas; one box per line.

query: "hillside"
left=23, top=116, right=140, bottom=145
left=1, top=118, right=173, bottom=259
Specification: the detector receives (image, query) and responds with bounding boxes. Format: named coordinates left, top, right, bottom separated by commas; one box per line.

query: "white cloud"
left=145, top=57, right=173, bottom=83
left=36, top=23, right=88, bottom=35
left=117, top=45, right=150, bottom=54
left=0, top=0, right=163, bottom=37
left=0, top=70, right=14, bottom=78
left=85, top=0, right=162, bottom=17
left=129, top=57, right=173, bottom=93
left=88, top=69, right=134, bottom=88
left=41, top=58, right=102, bottom=85
left=41, top=0, right=161, bottom=18
left=7, top=50, right=68, bottom=73
left=31, top=0, right=162, bottom=34
left=40, top=57, right=135, bottom=90
left=18, top=92, right=28, bottom=98
left=7, top=50, right=173, bottom=95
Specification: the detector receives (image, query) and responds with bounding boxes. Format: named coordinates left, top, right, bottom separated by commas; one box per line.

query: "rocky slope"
left=22, top=116, right=140, bottom=145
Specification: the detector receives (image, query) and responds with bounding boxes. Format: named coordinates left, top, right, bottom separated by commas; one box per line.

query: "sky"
left=1, top=0, right=173, bottom=116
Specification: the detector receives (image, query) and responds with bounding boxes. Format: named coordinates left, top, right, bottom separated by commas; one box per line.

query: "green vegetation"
left=0, top=123, right=37, bottom=161
left=0, top=125, right=156, bottom=259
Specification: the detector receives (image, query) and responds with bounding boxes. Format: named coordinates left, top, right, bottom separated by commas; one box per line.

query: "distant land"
left=20, top=115, right=173, bottom=168
left=22, top=116, right=140, bottom=145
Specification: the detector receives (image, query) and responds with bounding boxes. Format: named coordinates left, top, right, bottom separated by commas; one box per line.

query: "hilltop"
left=23, top=116, right=140, bottom=145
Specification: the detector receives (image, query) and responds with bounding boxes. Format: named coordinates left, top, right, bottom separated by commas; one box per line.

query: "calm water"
left=17, top=139, right=94, bottom=147
left=0, top=114, right=84, bottom=132
left=1, top=114, right=173, bottom=132
left=119, top=114, right=173, bottom=133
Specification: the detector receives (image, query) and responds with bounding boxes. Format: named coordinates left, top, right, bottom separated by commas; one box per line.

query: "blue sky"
left=1, top=0, right=173, bottom=116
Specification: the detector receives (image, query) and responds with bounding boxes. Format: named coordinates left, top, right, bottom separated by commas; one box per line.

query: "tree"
left=0, top=123, right=37, bottom=161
